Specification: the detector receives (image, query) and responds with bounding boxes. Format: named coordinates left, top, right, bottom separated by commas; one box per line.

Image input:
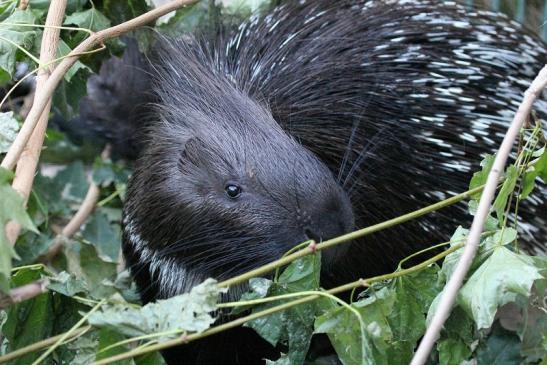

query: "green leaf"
left=437, top=338, right=471, bottom=365
left=441, top=306, right=475, bottom=347
left=0, top=111, right=19, bottom=153
left=497, top=288, right=547, bottom=363
left=92, top=157, right=131, bottom=187
left=66, top=333, right=99, bottom=365
left=2, top=267, right=53, bottom=365
left=12, top=231, right=52, bottom=265
left=520, top=169, right=537, bottom=200
left=135, top=351, right=167, bottom=365
left=95, top=328, right=134, bottom=364
left=0, top=9, right=39, bottom=76
left=81, top=211, right=121, bottom=263
left=88, top=278, right=223, bottom=339
left=492, top=165, right=518, bottom=221
left=458, top=247, right=543, bottom=329
left=231, top=277, right=272, bottom=315
left=469, top=154, right=494, bottom=199
left=535, top=147, right=547, bottom=182
left=64, top=8, right=111, bottom=32
left=48, top=270, right=88, bottom=296
left=99, top=0, right=149, bottom=25
left=57, top=39, right=91, bottom=82
left=29, top=0, right=88, bottom=13
left=467, top=200, right=499, bottom=230
left=54, top=161, right=90, bottom=203
left=476, top=325, right=523, bottom=364
left=64, top=240, right=118, bottom=299
left=156, top=1, right=208, bottom=35
left=53, top=66, right=89, bottom=119
left=388, top=265, right=441, bottom=354
left=439, top=226, right=469, bottom=282
left=0, top=167, right=37, bottom=292
left=315, top=287, right=395, bottom=365
left=245, top=254, right=322, bottom=364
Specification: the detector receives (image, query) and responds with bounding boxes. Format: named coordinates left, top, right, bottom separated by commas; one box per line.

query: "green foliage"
left=0, top=9, right=40, bottom=80
left=0, top=112, right=19, bottom=153
left=458, top=247, right=543, bottom=330
left=88, top=278, right=224, bottom=339
left=0, top=168, right=36, bottom=293
left=244, top=254, right=324, bottom=363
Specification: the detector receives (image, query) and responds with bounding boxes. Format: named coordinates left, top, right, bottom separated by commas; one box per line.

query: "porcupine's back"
left=209, top=0, right=547, bottom=282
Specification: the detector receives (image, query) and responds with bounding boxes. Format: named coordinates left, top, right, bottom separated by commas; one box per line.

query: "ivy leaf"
left=64, top=8, right=111, bottom=33
left=535, top=147, right=547, bottom=182
left=57, top=39, right=91, bottom=82
left=81, top=211, right=121, bottom=263
left=54, top=161, right=90, bottom=203
left=476, top=325, right=523, bottom=364
left=521, top=147, right=547, bottom=199
left=0, top=111, right=19, bottom=153
left=156, top=1, right=208, bottom=35
left=492, top=165, right=518, bottom=222
left=468, top=154, right=494, bottom=199
left=388, top=265, right=441, bottom=355
left=98, top=0, right=149, bottom=25
left=457, top=247, right=543, bottom=329
left=2, top=267, right=53, bottom=365
left=95, top=328, right=135, bottom=364
left=53, top=64, right=89, bottom=119
left=0, top=9, right=39, bottom=77
left=467, top=200, right=499, bottom=230
left=0, top=167, right=37, bottom=293
left=231, top=277, right=272, bottom=315
left=29, top=0, right=89, bottom=13
left=64, top=240, right=118, bottom=300
left=66, top=334, right=99, bottom=365
left=88, top=278, right=223, bottom=339
left=437, top=338, right=472, bottom=365
left=92, top=157, right=131, bottom=187
left=315, top=286, right=394, bottom=365
left=48, top=271, right=88, bottom=297
left=245, top=254, right=322, bottom=364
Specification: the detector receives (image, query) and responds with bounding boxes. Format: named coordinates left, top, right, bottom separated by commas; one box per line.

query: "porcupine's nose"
left=299, top=191, right=355, bottom=264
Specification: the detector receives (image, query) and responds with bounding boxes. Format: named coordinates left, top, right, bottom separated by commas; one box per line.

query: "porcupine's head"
left=121, top=38, right=355, bottom=302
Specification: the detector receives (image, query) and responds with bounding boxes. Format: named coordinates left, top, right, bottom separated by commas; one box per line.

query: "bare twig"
left=0, top=326, right=91, bottom=364
left=18, top=0, right=29, bottom=10
left=5, top=0, right=68, bottom=245
left=1, top=0, right=198, bottom=171
left=0, top=278, right=49, bottom=309
left=410, top=64, right=547, bottom=365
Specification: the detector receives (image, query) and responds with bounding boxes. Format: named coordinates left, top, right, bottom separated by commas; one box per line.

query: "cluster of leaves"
left=0, top=0, right=546, bottom=364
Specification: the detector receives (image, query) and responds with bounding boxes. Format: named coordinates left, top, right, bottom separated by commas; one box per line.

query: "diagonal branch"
left=5, top=0, right=68, bottom=245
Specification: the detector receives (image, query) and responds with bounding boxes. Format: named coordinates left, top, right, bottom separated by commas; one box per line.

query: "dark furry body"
left=75, top=0, right=547, bottom=363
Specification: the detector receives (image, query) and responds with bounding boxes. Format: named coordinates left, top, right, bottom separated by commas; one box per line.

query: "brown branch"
left=5, top=0, right=67, bottom=245
left=410, top=64, right=547, bottom=365
left=0, top=278, right=49, bottom=309
left=18, top=0, right=29, bottom=10
left=1, top=0, right=198, bottom=171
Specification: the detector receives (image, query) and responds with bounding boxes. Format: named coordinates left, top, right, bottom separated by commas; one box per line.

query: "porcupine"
left=71, top=0, right=547, bottom=363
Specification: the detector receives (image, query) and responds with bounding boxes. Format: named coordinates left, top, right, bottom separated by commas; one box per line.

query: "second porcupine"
left=72, top=0, right=547, bottom=363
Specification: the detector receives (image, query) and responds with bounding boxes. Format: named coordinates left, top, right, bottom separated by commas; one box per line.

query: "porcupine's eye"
left=225, top=184, right=242, bottom=199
